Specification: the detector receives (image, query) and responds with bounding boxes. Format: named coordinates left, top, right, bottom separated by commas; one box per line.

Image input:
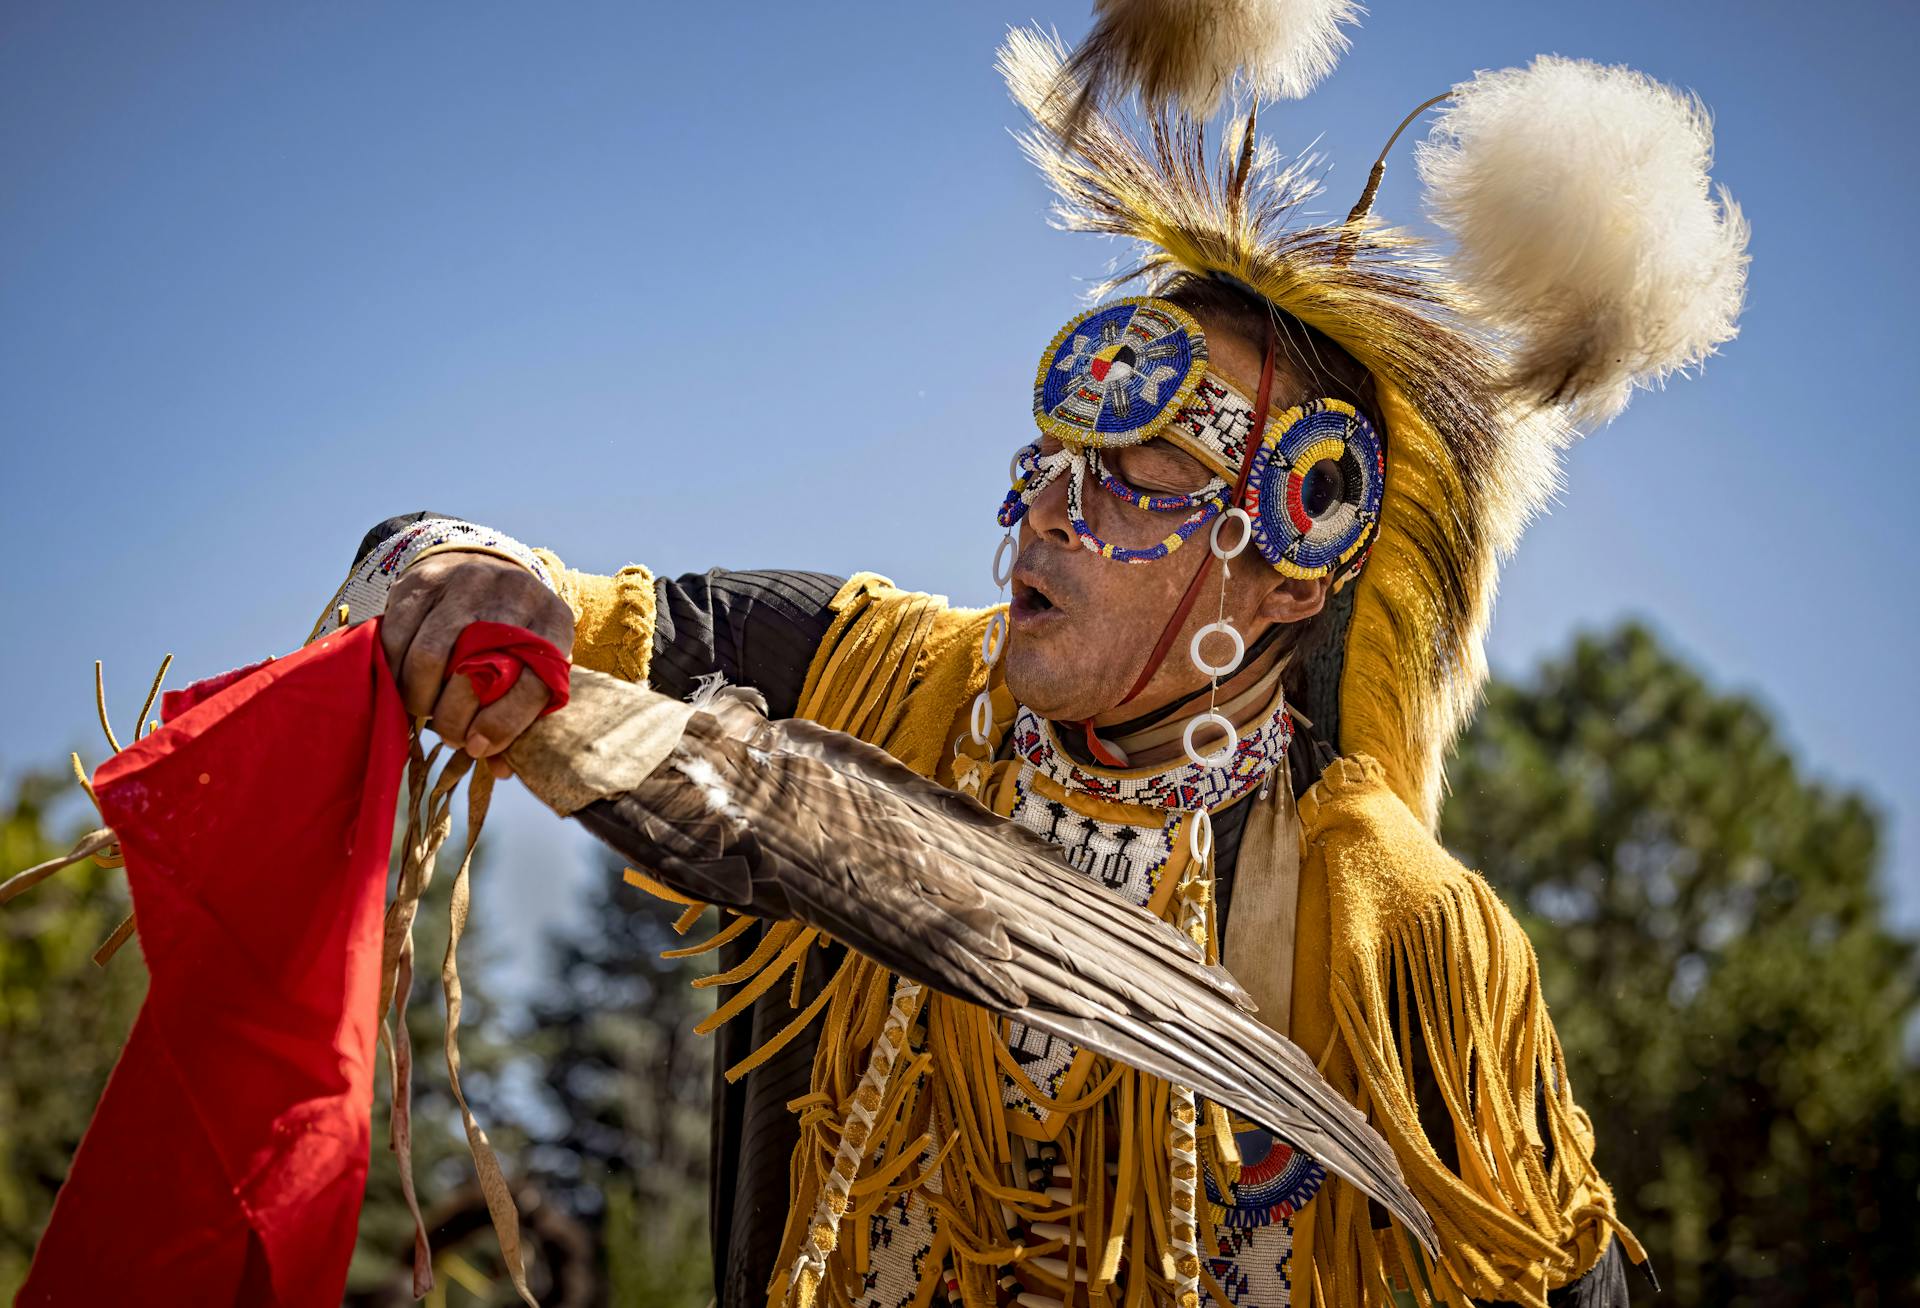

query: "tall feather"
left=1417, top=56, right=1750, bottom=426
left=1065, top=0, right=1362, bottom=117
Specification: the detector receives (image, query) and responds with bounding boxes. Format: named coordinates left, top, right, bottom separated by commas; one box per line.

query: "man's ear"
left=1255, top=574, right=1330, bottom=625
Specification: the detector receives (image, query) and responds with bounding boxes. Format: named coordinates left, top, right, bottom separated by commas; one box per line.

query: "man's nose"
left=1023, top=460, right=1079, bottom=547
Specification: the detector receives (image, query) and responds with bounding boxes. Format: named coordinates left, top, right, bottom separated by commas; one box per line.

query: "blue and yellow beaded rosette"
left=1034, top=297, right=1212, bottom=446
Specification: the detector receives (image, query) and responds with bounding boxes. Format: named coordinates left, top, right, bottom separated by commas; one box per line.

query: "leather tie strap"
left=1114, top=326, right=1279, bottom=711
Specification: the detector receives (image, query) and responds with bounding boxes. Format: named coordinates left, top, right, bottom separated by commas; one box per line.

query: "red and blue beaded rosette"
left=1243, top=398, right=1385, bottom=581
left=1203, top=1125, right=1329, bottom=1229
left=1034, top=298, right=1212, bottom=446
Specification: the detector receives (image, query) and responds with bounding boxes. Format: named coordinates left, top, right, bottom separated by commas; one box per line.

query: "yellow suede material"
left=795, top=572, right=994, bottom=776
left=1289, top=756, right=1639, bottom=1307
left=531, top=549, right=658, bottom=685
left=788, top=581, right=1636, bottom=1306
left=573, top=566, right=1634, bottom=1305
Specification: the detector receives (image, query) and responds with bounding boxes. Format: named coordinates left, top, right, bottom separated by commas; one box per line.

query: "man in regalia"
left=305, top=13, right=1747, bottom=1307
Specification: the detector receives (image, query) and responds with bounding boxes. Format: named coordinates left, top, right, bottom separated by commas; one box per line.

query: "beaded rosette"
left=1244, top=399, right=1385, bottom=580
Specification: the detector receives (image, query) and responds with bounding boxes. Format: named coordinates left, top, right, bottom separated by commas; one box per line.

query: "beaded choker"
left=1008, top=686, right=1292, bottom=814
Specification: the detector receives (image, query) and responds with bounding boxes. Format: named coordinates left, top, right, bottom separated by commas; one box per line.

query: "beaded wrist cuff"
left=308, top=517, right=555, bottom=642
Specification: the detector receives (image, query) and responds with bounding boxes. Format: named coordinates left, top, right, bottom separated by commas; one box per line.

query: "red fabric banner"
left=20, top=623, right=409, bottom=1307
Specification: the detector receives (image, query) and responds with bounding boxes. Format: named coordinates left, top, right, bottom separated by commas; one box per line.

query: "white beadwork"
left=789, top=978, right=925, bottom=1298
left=1001, top=766, right=1177, bottom=1123
left=1011, top=704, right=1284, bottom=812
left=309, top=517, right=555, bottom=641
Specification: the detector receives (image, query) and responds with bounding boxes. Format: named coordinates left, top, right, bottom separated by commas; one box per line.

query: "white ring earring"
left=1188, top=807, right=1215, bottom=863
left=1210, top=507, right=1252, bottom=560
left=991, top=533, right=1017, bottom=588
left=969, top=690, right=995, bottom=746
left=980, top=611, right=1009, bottom=667
left=1189, top=622, right=1244, bottom=679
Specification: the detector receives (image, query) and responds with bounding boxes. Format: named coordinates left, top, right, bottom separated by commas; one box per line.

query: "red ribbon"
left=449, top=620, right=572, bottom=714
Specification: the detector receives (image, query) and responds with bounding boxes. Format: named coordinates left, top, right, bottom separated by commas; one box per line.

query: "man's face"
left=1004, top=321, right=1325, bottom=725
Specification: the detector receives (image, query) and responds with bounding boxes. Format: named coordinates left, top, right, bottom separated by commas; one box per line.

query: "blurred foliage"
left=344, top=826, right=565, bottom=1308
left=1443, top=622, right=1920, bottom=1305
left=524, top=866, right=715, bottom=1308
left=0, top=771, right=148, bottom=1300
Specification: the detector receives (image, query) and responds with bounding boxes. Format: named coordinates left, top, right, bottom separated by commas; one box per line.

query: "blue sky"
left=3, top=1, right=1915, bottom=972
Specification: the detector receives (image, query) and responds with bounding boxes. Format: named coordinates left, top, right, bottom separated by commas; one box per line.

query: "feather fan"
left=505, top=667, right=1440, bottom=1254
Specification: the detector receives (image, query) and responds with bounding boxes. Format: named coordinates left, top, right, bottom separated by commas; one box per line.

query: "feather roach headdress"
left=1005, top=21, right=1748, bottom=825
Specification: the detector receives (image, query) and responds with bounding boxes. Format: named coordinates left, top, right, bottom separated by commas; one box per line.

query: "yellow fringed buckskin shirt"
left=541, top=557, right=1640, bottom=1308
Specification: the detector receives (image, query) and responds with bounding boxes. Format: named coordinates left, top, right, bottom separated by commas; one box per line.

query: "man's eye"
left=1111, top=450, right=1207, bottom=496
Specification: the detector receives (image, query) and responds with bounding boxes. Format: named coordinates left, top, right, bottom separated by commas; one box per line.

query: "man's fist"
left=379, top=551, right=575, bottom=769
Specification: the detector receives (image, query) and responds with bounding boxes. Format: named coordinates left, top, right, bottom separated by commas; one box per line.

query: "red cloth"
left=21, top=619, right=572, bottom=1306
left=20, top=622, right=408, bottom=1306
left=451, top=619, right=571, bottom=715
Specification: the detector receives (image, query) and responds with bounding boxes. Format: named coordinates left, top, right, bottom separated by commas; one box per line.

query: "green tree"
left=0, top=771, right=148, bottom=1298
left=525, top=859, right=715, bottom=1308
left=346, top=806, right=585, bottom=1307
left=1442, top=622, right=1920, bottom=1306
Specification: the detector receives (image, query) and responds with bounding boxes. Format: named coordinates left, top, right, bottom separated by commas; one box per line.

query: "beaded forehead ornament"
left=1000, top=296, right=1385, bottom=580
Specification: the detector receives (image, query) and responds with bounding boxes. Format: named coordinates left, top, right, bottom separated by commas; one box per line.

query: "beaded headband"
left=1002, top=296, right=1385, bottom=580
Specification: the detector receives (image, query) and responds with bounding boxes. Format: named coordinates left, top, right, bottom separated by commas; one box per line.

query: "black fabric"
left=630, top=570, right=845, bottom=1301
left=646, top=569, right=845, bottom=721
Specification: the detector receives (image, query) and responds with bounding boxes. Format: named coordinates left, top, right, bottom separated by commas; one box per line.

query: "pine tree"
left=526, top=859, right=715, bottom=1307
left=1442, top=623, right=1920, bottom=1305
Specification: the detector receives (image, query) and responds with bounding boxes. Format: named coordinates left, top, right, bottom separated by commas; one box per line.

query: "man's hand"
left=378, top=551, right=574, bottom=775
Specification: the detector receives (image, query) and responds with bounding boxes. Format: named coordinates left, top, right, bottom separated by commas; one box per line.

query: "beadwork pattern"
left=1192, top=1119, right=1323, bottom=1306
left=1000, top=767, right=1178, bottom=1124
left=1204, top=1127, right=1328, bottom=1228
left=1066, top=452, right=1226, bottom=562
left=1243, top=399, right=1385, bottom=581
left=1163, top=374, right=1260, bottom=478
left=1009, top=699, right=1291, bottom=813
left=1009, top=300, right=1390, bottom=585
left=310, top=517, right=556, bottom=641
left=1036, top=298, right=1211, bottom=445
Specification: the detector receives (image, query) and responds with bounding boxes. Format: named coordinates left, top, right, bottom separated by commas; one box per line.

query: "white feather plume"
left=1416, top=55, right=1750, bottom=426
left=1068, top=0, right=1363, bottom=117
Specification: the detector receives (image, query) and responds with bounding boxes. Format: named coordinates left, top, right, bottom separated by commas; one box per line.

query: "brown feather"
left=508, top=669, right=1439, bottom=1254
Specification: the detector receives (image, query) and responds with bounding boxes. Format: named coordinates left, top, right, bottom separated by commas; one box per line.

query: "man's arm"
left=323, top=511, right=844, bottom=761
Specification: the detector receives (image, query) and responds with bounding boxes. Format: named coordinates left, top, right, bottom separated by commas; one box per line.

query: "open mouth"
left=1010, top=579, right=1058, bottom=619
